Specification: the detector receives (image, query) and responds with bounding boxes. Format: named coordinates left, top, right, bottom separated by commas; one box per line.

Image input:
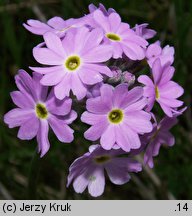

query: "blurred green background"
left=0, top=0, right=192, bottom=200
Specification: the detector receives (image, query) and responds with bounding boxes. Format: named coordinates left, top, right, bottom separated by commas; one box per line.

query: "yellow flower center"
left=35, top=103, right=48, bottom=119
left=108, top=109, right=124, bottom=124
left=65, top=55, right=81, bottom=71
left=106, top=33, right=121, bottom=41
left=155, top=86, right=160, bottom=99
left=94, top=155, right=111, bottom=164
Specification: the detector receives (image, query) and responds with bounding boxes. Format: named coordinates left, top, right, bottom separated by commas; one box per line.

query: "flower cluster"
left=4, top=3, right=185, bottom=197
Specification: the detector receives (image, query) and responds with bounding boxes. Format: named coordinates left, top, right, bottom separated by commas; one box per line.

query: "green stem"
left=27, top=150, right=41, bottom=199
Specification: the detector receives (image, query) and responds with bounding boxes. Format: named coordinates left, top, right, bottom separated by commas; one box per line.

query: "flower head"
left=146, top=41, right=174, bottom=67
left=67, top=144, right=142, bottom=197
left=81, top=84, right=153, bottom=152
left=4, top=70, right=77, bottom=157
left=143, top=116, right=178, bottom=168
left=138, top=59, right=184, bottom=117
left=133, top=23, right=156, bottom=40
left=31, top=27, right=113, bottom=100
left=92, top=10, right=148, bottom=59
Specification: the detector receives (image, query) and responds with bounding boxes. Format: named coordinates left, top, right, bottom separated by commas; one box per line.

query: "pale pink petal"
left=83, top=28, right=104, bottom=53
left=83, top=45, right=112, bottom=63
left=159, top=66, right=175, bottom=85
left=43, top=32, right=66, bottom=57
left=152, top=59, right=162, bottom=84
left=18, top=116, right=39, bottom=140
left=30, top=66, right=63, bottom=74
left=159, top=81, right=184, bottom=99
left=73, top=172, right=89, bottom=194
left=81, top=111, right=106, bottom=125
left=138, top=75, right=154, bottom=87
left=84, top=120, right=109, bottom=141
left=93, top=10, right=110, bottom=32
left=105, top=162, right=131, bottom=185
left=83, top=64, right=113, bottom=77
left=37, top=120, right=50, bottom=157
left=109, top=12, right=121, bottom=32
left=100, top=84, right=113, bottom=109
left=54, top=73, right=71, bottom=100
left=120, top=87, right=143, bottom=109
left=71, top=74, right=87, bottom=100
left=88, top=168, right=105, bottom=197
left=4, top=108, right=35, bottom=128
left=78, top=67, right=103, bottom=85
left=113, top=84, right=128, bottom=107
left=122, top=42, right=145, bottom=60
left=100, top=125, right=116, bottom=150
left=86, top=97, right=109, bottom=114
left=10, top=91, right=34, bottom=108
left=48, top=115, right=74, bottom=142
left=46, top=94, right=72, bottom=116
left=40, top=70, right=65, bottom=86
left=124, top=111, right=152, bottom=133
left=33, top=47, right=63, bottom=65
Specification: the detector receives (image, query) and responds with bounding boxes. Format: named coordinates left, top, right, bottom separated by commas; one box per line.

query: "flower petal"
left=54, top=73, right=71, bottom=100
left=105, top=162, right=131, bottom=185
left=46, top=93, right=72, bottom=116
left=93, top=10, right=110, bottom=32
left=37, top=120, right=50, bottom=157
left=83, top=45, right=112, bottom=63
left=84, top=119, right=109, bottom=141
left=138, top=75, right=154, bottom=87
left=152, top=58, right=162, bottom=84
left=100, top=125, right=116, bottom=150
left=48, top=115, right=74, bottom=143
left=33, top=47, right=63, bottom=65
left=109, top=12, right=121, bottom=32
left=81, top=111, right=106, bottom=125
left=18, top=116, right=39, bottom=140
left=86, top=97, right=109, bottom=114
left=78, top=66, right=103, bottom=85
left=40, top=70, right=65, bottom=86
left=71, top=73, right=87, bottom=100
left=88, top=167, right=105, bottom=197
left=10, top=91, right=34, bottom=108
left=4, top=108, right=35, bottom=128
left=43, top=32, right=66, bottom=57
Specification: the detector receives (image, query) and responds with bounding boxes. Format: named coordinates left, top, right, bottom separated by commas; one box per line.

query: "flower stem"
left=27, top=150, right=41, bottom=199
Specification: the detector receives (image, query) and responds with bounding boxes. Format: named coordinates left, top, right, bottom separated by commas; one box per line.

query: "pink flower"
left=92, top=10, right=148, bottom=59
left=31, top=27, right=113, bottom=100
left=146, top=41, right=174, bottom=67
left=67, top=144, right=142, bottom=197
left=133, top=23, right=156, bottom=40
left=81, top=84, right=153, bottom=152
left=4, top=70, right=77, bottom=157
left=138, top=59, right=184, bottom=117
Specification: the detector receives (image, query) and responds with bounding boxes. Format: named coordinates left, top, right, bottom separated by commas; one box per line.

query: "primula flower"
left=81, top=84, right=153, bottom=152
left=143, top=116, right=178, bottom=168
left=92, top=10, right=148, bottom=59
left=146, top=41, right=174, bottom=67
left=67, top=144, right=142, bottom=197
left=133, top=23, right=156, bottom=40
left=23, top=16, right=89, bottom=37
left=138, top=59, right=184, bottom=117
left=86, top=83, right=103, bottom=99
left=32, top=27, right=113, bottom=100
left=4, top=70, right=77, bottom=157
